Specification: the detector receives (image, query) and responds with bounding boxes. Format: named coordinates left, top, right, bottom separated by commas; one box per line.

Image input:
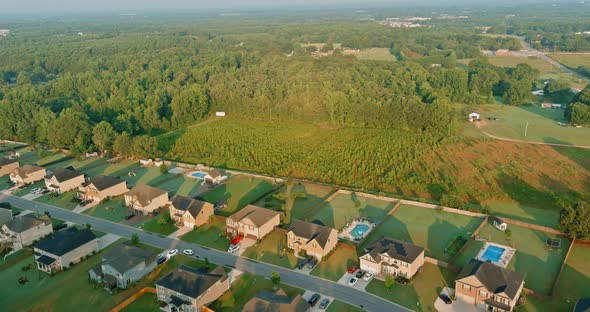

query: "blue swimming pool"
left=191, top=172, right=207, bottom=179
left=350, top=224, right=370, bottom=238
left=480, top=245, right=505, bottom=263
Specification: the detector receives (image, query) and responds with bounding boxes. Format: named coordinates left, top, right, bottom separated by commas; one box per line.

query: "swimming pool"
left=190, top=171, right=207, bottom=179
left=349, top=224, right=370, bottom=239
left=480, top=245, right=505, bottom=263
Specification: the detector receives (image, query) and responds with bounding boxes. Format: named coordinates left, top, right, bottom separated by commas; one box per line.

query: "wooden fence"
left=502, top=218, right=564, bottom=235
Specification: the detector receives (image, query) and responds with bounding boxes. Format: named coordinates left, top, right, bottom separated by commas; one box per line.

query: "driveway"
left=434, top=287, right=478, bottom=312
left=302, top=290, right=335, bottom=312
left=237, top=238, right=256, bottom=256
left=337, top=270, right=370, bottom=291
left=98, top=233, right=121, bottom=250
left=167, top=226, right=193, bottom=239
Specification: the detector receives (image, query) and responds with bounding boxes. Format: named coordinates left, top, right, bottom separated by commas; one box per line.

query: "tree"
left=544, top=80, right=569, bottom=95
left=131, top=233, right=140, bottom=245
left=131, top=135, right=160, bottom=159
left=385, top=274, right=395, bottom=289
left=159, top=163, right=168, bottom=174
left=560, top=201, right=590, bottom=240
left=504, top=229, right=512, bottom=240
left=113, top=132, right=132, bottom=156
left=271, top=271, right=281, bottom=287
left=92, top=121, right=116, bottom=154
left=170, top=84, right=210, bottom=127
left=47, top=109, right=92, bottom=152
left=158, top=212, right=172, bottom=225
left=503, top=79, right=533, bottom=105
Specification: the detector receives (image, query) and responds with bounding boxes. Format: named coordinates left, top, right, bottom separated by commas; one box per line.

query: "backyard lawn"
left=121, top=293, right=159, bottom=312
left=254, top=182, right=335, bottom=224
left=241, top=231, right=298, bottom=269
left=310, top=243, right=358, bottom=281
left=312, top=192, right=395, bottom=229
left=361, top=205, right=484, bottom=262
left=34, top=190, right=79, bottom=210
left=209, top=272, right=304, bottom=312
left=13, top=181, right=45, bottom=197
left=352, top=47, right=397, bottom=61
left=199, top=175, right=277, bottom=216
left=366, top=263, right=456, bottom=312
left=179, top=218, right=230, bottom=251
left=0, top=176, right=11, bottom=190
left=141, top=212, right=178, bottom=236
left=82, top=197, right=128, bottom=223
left=119, top=166, right=201, bottom=196
left=482, top=201, right=560, bottom=229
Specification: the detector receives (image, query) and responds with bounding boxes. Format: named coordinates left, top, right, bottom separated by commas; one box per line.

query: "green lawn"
left=142, top=214, right=178, bottom=236
left=326, top=300, right=366, bottom=312
left=179, top=218, right=230, bottom=251
left=366, top=263, right=456, bottom=312
left=82, top=197, right=127, bottom=223
left=34, top=190, right=79, bottom=210
left=121, top=293, right=160, bottom=312
left=18, top=149, right=65, bottom=166
left=0, top=176, right=11, bottom=190
left=200, top=175, right=276, bottom=216
left=13, top=181, right=45, bottom=197
left=352, top=47, right=397, bottom=61
left=254, top=182, right=335, bottom=224
left=482, top=201, right=560, bottom=229
left=455, top=223, right=570, bottom=295
left=310, top=244, right=358, bottom=281
left=241, top=231, right=298, bottom=269
left=119, top=166, right=200, bottom=196
left=312, top=193, right=394, bottom=230
left=209, top=272, right=304, bottom=312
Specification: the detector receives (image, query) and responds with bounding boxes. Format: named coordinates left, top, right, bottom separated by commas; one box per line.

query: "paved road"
left=0, top=193, right=410, bottom=312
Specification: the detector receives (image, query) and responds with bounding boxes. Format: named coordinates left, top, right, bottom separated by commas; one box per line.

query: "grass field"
left=310, top=244, right=358, bottom=281
left=82, top=197, right=127, bottom=223
left=13, top=181, right=45, bottom=197
left=119, top=166, right=201, bottom=196
left=361, top=205, right=484, bottom=261
left=0, top=176, right=12, bottom=190
left=454, top=223, right=570, bottom=295
left=121, top=293, right=159, bottom=312
left=312, top=193, right=394, bottom=229
left=254, top=182, right=335, bottom=224
left=482, top=201, right=560, bottom=229
left=34, top=190, right=79, bottom=210
left=549, top=53, right=590, bottom=68
left=326, top=300, right=366, bottom=312
left=199, top=175, right=276, bottom=216
left=351, top=48, right=397, bottom=61
left=141, top=214, right=178, bottom=236
left=241, top=231, right=298, bottom=269
left=179, top=218, right=230, bottom=251
left=366, top=263, right=456, bottom=312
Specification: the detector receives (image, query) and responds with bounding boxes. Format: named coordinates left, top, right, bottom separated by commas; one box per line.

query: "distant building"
left=495, top=49, right=512, bottom=56
left=541, top=102, right=552, bottom=108
left=215, top=112, right=226, bottom=117
left=78, top=175, right=128, bottom=203
left=532, top=90, right=545, bottom=96
left=0, top=29, right=10, bottom=37
left=204, top=169, right=225, bottom=184
left=469, top=112, right=480, bottom=122
left=491, top=216, right=508, bottom=231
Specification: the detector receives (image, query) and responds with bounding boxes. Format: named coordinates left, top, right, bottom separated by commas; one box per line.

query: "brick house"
left=359, top=236, right=424, bottom=279
left=286, top=219, right=338, bottom=261
left=0, top=214, right=53, bottom=251
left=77, top=175, right=127, bottom=203
left=0, top=158, right=19, bottom=177
left=45, top=167, right=85, bottom=194
left=169, top=195, right=214, bottom=228
left=455, top=260, right=525, bottom=312
left=33, top=227, right=99, bottom=274
left=10, top=165, right=46, bottom=185
left=243, top=289, right=310, bottom=312
left=156, top=265, right=230, bottom=312
left=225, top=205, right=281, bottom=240
left=124, top=184, right=169, bottom=215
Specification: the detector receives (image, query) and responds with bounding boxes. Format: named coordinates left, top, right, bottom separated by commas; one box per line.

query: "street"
left=0, top=193, right=410, bottom=312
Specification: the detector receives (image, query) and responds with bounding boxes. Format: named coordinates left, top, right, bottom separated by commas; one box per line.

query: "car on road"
left=355, top=270, right=365, bottom=278
left=347, top=266, right=357, bottom=274
left=228, top=244, right=240, bottom=253
left=308, top=293, right=321, bottom=306
left=167, top=249, right=178, bottom=257
left=182, top=249, right=194, bottom=256
left=348, top=277, right=358, bottom=287
left=363, top=272, right=374, bottom=281
left=439, top=294, right=453, bottom=304
left=319, top=298, right=330, bottom=309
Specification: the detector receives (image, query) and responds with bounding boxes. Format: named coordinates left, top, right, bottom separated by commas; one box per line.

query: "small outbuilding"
left=541, top=102, right=552, bottom=108
left=215, top=112, right=226, bottom=117
left=491, top=216, right=507, bottom=231
left=468, top=112, right=480, bottom=122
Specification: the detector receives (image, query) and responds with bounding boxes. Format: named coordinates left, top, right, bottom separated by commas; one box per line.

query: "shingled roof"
left=156, top=265, right=228, bottom=299
left=227, top=205, right=281, bottom=228
left=101, top=243, right=158, bottom=274
left=364, top=236, right=424, bottom=264
left=12, top=165, right=44, bottom=178
left=126, top=184, right=168, bottom=206
left=33, top=227, right=97, bottom=256
left=46, top=167, right=83, bottom=183
left=82, top=175, right=125, bottom=191
left=287, top=219, right=336, bottom=249
left=3, top=214, right=51, bottom=233
left=170, top=195, right=211, bottom=218
left=457, top=260, right=525, bottom=300
left=243, top=289, right=310, bottom=312
left=0, top=157, right=18, bottom=166
left=206, top=169, right=221, bottom=178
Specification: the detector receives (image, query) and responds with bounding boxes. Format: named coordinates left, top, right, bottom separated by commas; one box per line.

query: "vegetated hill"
left=163, top=118, right=590, bottom=209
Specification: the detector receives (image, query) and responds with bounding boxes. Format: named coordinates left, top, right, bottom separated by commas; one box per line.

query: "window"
left=462, top=284, right=471, bottom=290
left=479, top=290, right=487, bottom=297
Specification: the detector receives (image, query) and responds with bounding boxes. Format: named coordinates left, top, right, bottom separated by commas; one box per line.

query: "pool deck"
left=475, top=242, right=515, bottom=268
left=338, top=219, right=377, bottom=242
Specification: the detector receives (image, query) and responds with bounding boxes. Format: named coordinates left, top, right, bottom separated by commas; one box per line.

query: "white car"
left=228, top=244, right=240, bottom=253
left=348, top=277, right=358, bottom=287
left=182, top=249, right=194, bottom=256
left=363, top=272, right=374, bottom=281
left=167, top=249, right=178, bottom=257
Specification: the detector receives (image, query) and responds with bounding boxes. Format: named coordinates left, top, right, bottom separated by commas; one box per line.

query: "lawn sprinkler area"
left=476, top=242, right=515, bottom=268
left=339, top=219, right=376, bottom=242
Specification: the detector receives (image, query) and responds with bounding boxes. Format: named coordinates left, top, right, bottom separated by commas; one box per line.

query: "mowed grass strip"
left=310, top=243, right=358, bottom=281
left=312, top=193, right=394, bottom=229
left=200, top=175, right=276, bottom=216
left=82, top=197, right=127, bottom=223
left=179, top=218, right=230, bottom=251
left=34, top=190, right=79, bottom=210
left=241, top=231, right=298, bottom=269
left=484, top=201, right=560, bottom=229
left=121, top=293, right=159, bottom=312
left=361, top=205, right=484, bottom=262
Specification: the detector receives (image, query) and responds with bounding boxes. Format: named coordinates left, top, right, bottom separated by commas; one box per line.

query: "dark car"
left=124, top=212, right=135, bottom=220
left=355, top=270, right=365, bottom=278
left=53, top=223, right=68, bottom=231
left=308, top=293, right=321, bottom=306
left=319, top=298, right=330, bottom=309
left=439, top=294, right=452, bottom=304
left=156, top=256, right=167, bottom=265
left=306, top=258, right=318, bottom=269
left=296, top=260, right=306, bottom=270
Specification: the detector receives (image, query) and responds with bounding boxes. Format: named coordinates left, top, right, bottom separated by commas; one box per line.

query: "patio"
left=338, top=219, right=376, bottom=242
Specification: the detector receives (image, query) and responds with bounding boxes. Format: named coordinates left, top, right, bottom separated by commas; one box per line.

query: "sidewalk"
left=167, top=226, right=193, bottom=239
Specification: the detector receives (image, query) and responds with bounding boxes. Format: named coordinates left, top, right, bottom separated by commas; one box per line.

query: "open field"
left=310, top=244, right=358, bottom=281
left=179, top=218, right=230, bottom=251
left=482, top=201, right=560, bottom=229
left=254, top=182, right=335, bottom=224
left=454, top=223, right=570, bottom=295
left=312, top=193, right=394, bottom=229
left=34, top=190, right=79, bottom=210
left=199, top=174, right=276, bottom=216
left=241, top=231, right=298, bottom=269
left=361, top=205, right=484, bottom=261
left=366, top=263, right=456, bottom=312
left=549, top=53, right=590, bottom=69
left=300, top=42, right=343, bottom=49
left=82, top=197, right=127, bottom=223
left=352, top=48, right=397, bottom=61
left=141, top=212, right=179, bottom=236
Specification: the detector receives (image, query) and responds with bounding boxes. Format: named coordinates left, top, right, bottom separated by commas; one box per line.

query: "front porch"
left=35, top=254, right=60, bottom=274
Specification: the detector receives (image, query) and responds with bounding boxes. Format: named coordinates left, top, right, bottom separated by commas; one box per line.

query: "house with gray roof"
left=286, top=219, right=338, bottom=261
left=0, top=214, right=52, bottom=251
left=32, top=227, right=98, bottom=274
left=243, top=289, right=310, bottom=312
left=45, top=167, right=85, bottom=194
left=0, top=207, right=12, bottom=226
left=455, top=260, right=525, bottom=312
left=156, top=265, right=230, bottom=312
left=360, top=236, right=425, bottom=279
left=169, top=195, right=214, bottom=228
left=226, top=205, right=281, bottom=240
left=88, top=243, right=158, bottom=290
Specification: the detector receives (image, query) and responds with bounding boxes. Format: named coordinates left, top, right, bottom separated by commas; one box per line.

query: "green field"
left=310, top=244, right=358, bottom=281
left=82, top=197, right=128, bottom=223
left=241, top=231, right=298, bottom=269
left=199, top=175, right=276, bottom=216
left=549, top=53, right=590, bottom=68
left=179, top=218, right=230, bottom=251
left=34, top=190, right=79, bottom=210
left=254, top=182, right=335, bottom=224
left=119, top=166, right=201, bottom=196
left=141, top=214, right=179, bottom=236
left=483, top=201, right=560, bottom=229
left=121, top=293, right=159, bottom=312
left=361, top=205, right=484, bottom=261
left=312, top=193, right=394, bottom=229
left=326, top=300, right=366, bottom=312
left=352, top=48, right=397, bottom=61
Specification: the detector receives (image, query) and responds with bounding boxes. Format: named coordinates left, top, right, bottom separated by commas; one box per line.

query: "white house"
left=491, top=216, right=507, bottom=231
left=468, top=112, right=480, bottom=122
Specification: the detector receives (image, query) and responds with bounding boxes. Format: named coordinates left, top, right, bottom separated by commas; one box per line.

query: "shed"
left=468, top=112, right=480, bottom=122
left=215, top=112, right=226, bottom=117
left=491, top=216, right=507, bottom=231
left=541, top=103, right=552, bottom=108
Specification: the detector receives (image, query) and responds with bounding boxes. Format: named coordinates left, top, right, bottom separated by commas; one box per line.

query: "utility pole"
left=524, top=121, right=529, bottom=137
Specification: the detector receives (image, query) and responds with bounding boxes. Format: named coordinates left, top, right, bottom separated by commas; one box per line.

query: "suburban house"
left=45, top=167, right=85, bottom=194
left=88, top=243, right=158, bottom=290
left=225, top=205, right=281, bottom=240
left=0, top=157, right=19, bottom=176
left=491, top=216, right=508, bottom=231
left=286, top=219, right=338, bottom=261
left=204, top=169, right=224, bottom=184
left=169, top=195, right=214, bottom=228
left=10, top=165, right=46, bottom=185
left=78, top=175, right=127, bottom=203
left=0, top=207, right=12, bottom=226
left=468, top=112, right=480, bottom=122
left=243, top=289, right=310, bottom=312
left=455, top=260, right=525, bottom=312
left=156, top=265, right=230, bottom=312
left=0, top=214, right=53, bottom=251
left=33, top=227, right=99, bottom=274
left=124, top=184, right=169, bottom=215
left=360, top=236, right=425, bottom=279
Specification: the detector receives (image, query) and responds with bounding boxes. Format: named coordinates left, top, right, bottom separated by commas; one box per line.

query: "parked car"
left=42, top=189, right=50, bottom=194
left=230, top=235, right=244, bottom=245
left=308, top=293, right=321, bottom=306
left=182, top=249, right=194, bottom=256
left=347, top=266, right=357, bottom=274
left=363, top=272, right=374, bottom=281
left=228, top=244, right=240, bottom=253
left=348, top=277, right=358, bottom=287
left=156, top=255, right=167, bottom=265
left=167, top=249, right=178, bottom=257
left=296, top=260, right=306, bottom=270
left=439, top=294, right=452, bottom=304
left=355, top=270, right=365, bottom=278
left=306, top=257, right=318, bottom=269
left=124, top=212, right=135, bottom=220
left=53, top=223, right=68, bottom=231
left=319, top=298, right=330, bottom=309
